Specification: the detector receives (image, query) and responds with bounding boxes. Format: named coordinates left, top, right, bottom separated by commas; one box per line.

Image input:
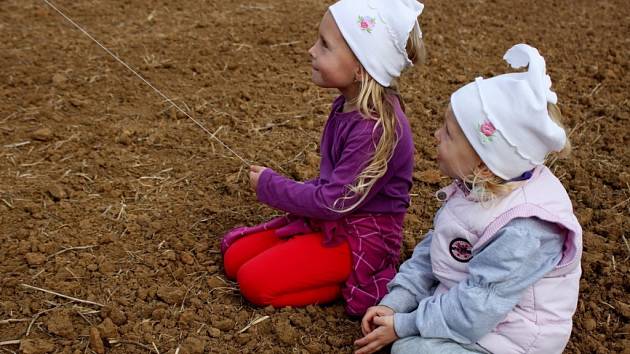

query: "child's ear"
left=354, top=67, right=363, bottom=83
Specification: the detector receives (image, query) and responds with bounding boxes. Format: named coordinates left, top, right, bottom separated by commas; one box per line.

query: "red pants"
left=223, top=229, right=352, bottom=307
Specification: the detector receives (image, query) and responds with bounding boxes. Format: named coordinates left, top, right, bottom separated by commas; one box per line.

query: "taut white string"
left=43, top=0, right=251, bottom=165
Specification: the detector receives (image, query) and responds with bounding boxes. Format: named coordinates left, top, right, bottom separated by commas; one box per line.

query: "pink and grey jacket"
left=428, top=166, right=582, bottom=353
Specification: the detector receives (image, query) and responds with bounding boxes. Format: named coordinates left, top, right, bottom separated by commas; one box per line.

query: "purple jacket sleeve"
left=256, top=127, right=388, bottom=220
left=303, top=178, right=320, bottom=186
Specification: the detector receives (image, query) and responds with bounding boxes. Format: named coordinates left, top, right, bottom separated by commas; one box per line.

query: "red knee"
left=222, top=246, right=242, bottom=280
left=222, top=229, right=280, bottom=280
left=237, top=261, right=275, bottom=306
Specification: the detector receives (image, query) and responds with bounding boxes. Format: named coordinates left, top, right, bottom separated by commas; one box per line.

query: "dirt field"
left=1, top=0, right=629, bottom=353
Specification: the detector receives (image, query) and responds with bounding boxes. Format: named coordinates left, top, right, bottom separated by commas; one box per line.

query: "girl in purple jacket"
left=221, top=0, right=425, bottom=316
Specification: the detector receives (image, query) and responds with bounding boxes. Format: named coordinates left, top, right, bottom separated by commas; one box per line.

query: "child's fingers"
left=354, top=329, right=381, bottom=347
left=354, top=333, right=382, bottom=354
left=373, top=316, right=386, bottom=326
left=361, top=309, right=377, bottom=335
left=376, top=307, right=394, bottom=316
left=361, top=319, right=375, bottom=336
left=354, top=342, right=380, bottom=354
left=249, top=171, right=257, bottom=190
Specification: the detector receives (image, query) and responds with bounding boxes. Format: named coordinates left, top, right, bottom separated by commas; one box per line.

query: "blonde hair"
left=463, top=103, right=571, bottom=203
left=332, top=22, right=426, bottom=212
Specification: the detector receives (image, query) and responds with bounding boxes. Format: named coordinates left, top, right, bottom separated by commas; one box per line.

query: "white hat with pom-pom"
left=450, top=44, right=567, bottom=180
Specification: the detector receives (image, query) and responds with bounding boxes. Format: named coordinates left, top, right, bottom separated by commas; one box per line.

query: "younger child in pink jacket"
left=355, top=44, right=582, bottom=354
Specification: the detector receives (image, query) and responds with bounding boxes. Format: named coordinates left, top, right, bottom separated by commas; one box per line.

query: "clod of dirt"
left=149, top=221, right=163, bottom=234
left=212, top=318, right=235, bottom=331
left=157, top=286, right=185, bottom=305
left=163, top=250, right=177, bottom=261
left=289, top=313, right=312, bottom=329
left=273, top=318, right=297, bottom=345
left=151, top=307, right=168, bottom=320
left=235, top=333, right=250, bottom=345
left=46, top=310, right=75, bottom=338
left=19, top=339, right=55, bottom=354
left=413, top=169, right=442, bottom=184
left=305, top=342, right=326, bottom=353
left=51, top=73, right=67, bottom=85
left=584, top=318, right=597, bottom=331
left=87, top=263, right=98, bottom=271
left=179, top=310, right=197, bottom=326
left=45, top=184, right=66, bottom=201
left=89, top=326, right=105, bottom=354
left=31, top=127, right=53, bottom=141
left=208, top=327, right=221, bottom=338
left=25, top=252, right=46, bottom=266
left=179, top=336, right=207, bottom=354
left=180, top=251, right=195, bottom=265
left=98, top=260, right=116, bottom=274
left=206, top=276, right=225, bottom=289
left=97, top=317, right=119, bottom=338
left=616, top=301, right=630, bottom=318
left=116, top=128, right=134, bottom=145
left=108, top=306, right=127, bottom=325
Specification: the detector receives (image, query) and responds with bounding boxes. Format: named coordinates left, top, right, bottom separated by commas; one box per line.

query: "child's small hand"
left=354, top=314, right=398, bottom=354
left=249, top=165, right=267, bottom=191
left=361, top=305, right=394, bottom=335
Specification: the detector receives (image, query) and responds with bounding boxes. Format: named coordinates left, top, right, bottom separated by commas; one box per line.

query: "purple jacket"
left=257, top=95, right=414, bottom=219
left=222, top=95, right=414, bottom=315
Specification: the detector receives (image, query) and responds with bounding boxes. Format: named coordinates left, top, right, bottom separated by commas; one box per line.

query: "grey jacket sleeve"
left=380, top=232, right=438, bottom=313
left=391, top=217, right=565, bottom=341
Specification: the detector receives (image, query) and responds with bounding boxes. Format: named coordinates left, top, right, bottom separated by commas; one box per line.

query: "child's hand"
left=354, top=315, right=398, bottom=354
left=361, top=305, right=394, bottom=335
left=249, top=165, right=267, bottom=191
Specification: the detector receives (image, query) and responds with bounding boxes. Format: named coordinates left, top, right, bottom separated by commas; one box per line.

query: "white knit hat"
left=450, top=44, right=567, bottom=180
left=329, top=0, right=424, bottom=87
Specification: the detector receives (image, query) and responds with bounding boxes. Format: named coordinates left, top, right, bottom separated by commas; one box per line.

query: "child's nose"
left=308, top=46, right=316, bottom=58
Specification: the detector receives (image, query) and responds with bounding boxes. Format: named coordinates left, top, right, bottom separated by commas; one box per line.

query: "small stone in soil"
left=180, top=336, right=206, bottom=354
left=212, top=318, right=235, bottom=331
left=157, top=286, right=185, bottom=305
left=206, top=276, right=225, bottom=289
left=208, top=327, right=221, bottom=338
left=45, top=184, right=66, bottom=201
left=109, top=306, right=127, bottom=325
left=52, top=73, right=67, bottom=85
left=274, top=318, right=297, bottom=345
left=97, top=318, right=119, bottom=338
left=25, top=252, right=46, bottom=266
left=89, top=327, right=105, bottom=354
left=19, top=339, right=55, bottom=354
left=31, top=127, right=53, bottom=141
left=180, top=251, right=195, bottom=265
left=46, top=310, right=75, bottom=338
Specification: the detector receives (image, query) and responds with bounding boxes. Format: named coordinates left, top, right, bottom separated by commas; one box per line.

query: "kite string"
left=42, top=0, right=251, bottom=165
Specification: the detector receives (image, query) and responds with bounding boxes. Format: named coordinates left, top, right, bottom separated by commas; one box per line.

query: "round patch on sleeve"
left=449, top=238, right=473, bottom=263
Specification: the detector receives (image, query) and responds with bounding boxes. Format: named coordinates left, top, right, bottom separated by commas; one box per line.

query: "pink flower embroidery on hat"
left=357, top=16, right=376, bottom=33
left=478, top=120, right=496, bottom=144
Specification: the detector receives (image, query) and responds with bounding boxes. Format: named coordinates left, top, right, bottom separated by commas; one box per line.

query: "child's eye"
left=321, top=37, right=327, bottom=48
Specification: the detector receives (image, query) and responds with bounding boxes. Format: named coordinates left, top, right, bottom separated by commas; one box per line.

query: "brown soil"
left=1, top=0, right=628, bottom=353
